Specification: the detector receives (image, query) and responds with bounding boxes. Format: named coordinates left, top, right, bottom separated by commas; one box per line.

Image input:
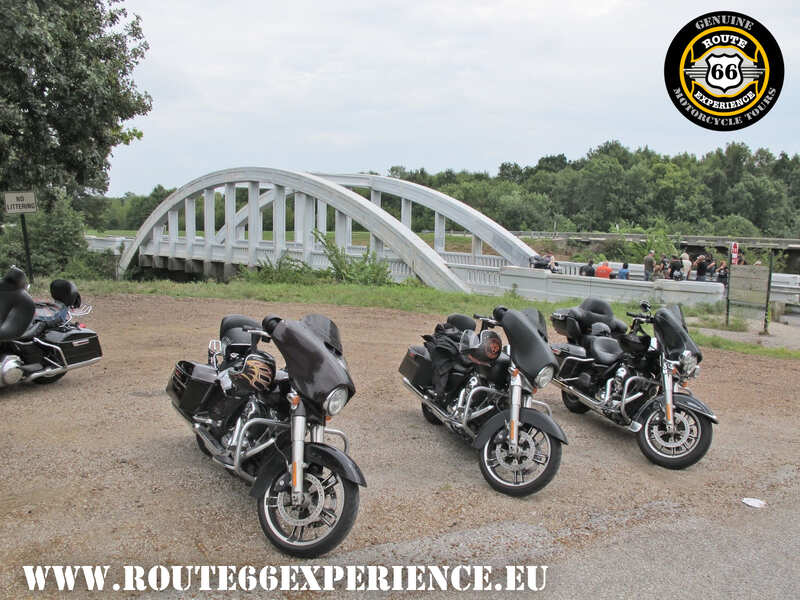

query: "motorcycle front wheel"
left=479, top=422, right=562, bottom=496
left=257, top=462, right=359, bottom=558
left=636, top=405, right=713, bottom=469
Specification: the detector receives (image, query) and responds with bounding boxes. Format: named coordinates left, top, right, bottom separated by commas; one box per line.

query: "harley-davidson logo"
left=664, top=12, right=783, bottom=131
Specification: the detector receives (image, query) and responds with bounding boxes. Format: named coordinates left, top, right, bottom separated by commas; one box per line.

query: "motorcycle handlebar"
left=473, top=314, right=499, bottom=327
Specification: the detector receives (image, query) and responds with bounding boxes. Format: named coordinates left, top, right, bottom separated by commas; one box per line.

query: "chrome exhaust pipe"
left=27, top=356, right=102, bottom=381
left=193, top=423, right=226, bottom=456
left=552, top=378, right=604, bottom=412
left=401, top=377, right=460, bottom=428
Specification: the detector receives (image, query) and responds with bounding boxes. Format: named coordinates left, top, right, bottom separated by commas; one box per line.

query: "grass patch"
left=28, top=277, right=797, bottom=360
left=689, top=330, right=800, bottom=360
left=689, top=315, right=749, bottom=332
left=31, top=278, right=644, bottom=319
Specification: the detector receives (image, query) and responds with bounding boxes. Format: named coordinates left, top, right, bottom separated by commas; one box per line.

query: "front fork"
left=508, top=365, right=523, bottom=453
left=289, top=396, right=308, bottom=505
left=661, top=359, right=675, bottom=432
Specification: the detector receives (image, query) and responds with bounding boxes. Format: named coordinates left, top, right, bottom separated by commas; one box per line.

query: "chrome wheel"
left=257, top=463, right=359, bottom=557
left=643, top=409, right=699, bottom=458
left=479, top=423, right=562, bottom=496
left=636, top=406, right=713, bottom=470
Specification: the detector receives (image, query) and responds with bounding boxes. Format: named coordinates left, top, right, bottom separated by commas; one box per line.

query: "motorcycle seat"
left=550, top=342, right=587, bottom=358
left=587, top=336, right=624, bottom=365
left=17, top=320, right=47, bottom=341
left=567, top=298, right=627, bottom=337
left=446, top=313, right=476, bottom=332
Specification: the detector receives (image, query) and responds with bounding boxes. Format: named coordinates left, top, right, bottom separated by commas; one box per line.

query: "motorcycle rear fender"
left=471, top=407, right=568, bottom=449
left=249, top=442, right=367, bottom=499
left=632, top=392, right=718, bottom=424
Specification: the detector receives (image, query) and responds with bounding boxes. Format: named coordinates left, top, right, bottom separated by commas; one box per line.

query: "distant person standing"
left=595, top=261, right=612, bottom=278
left=693, top=255, right=708, bottom=282
left=617, top=263, right=630, bottom=280
left=579, top=260, right=595, bottom=277
left=706, top=254, right=717, bottom=279
left=643, top=250, right=655, bottom=281
left=669, top=255, right=683, bottom=280
left=681, top=252, right=692, bottom=278
left=716, top=260, right=729, bottom=286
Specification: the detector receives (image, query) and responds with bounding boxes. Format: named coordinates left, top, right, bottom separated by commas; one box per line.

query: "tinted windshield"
left=653, top=306, right=702, bottom=362
left=270, top=317, right=354, bottom=406
left=499, top=309, right=557, bottom=384
left=300, top=313, right=344, bottom=355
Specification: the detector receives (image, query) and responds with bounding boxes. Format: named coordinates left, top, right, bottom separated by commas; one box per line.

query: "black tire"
left=195, top=434, right=213, bottom=457
left=479, top=423, right=562, bottom=497
left=257, top=463, right=359, bottom=558
left=421, top=402, right=443, bottom=425
left=33, top=372, right=66, bottom=385
left=636, top=405, right=713, bottom=469
left=561, top=390, right=590, bottom=413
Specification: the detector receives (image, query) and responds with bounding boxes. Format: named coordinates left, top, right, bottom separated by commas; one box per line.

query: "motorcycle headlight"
left=534, top=365, right=554, bottom=389
left=679, top=351, right=698, bottom=376
left=323, top=385, right=349, bottom=416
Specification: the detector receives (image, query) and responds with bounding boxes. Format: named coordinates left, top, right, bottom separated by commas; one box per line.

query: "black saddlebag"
left=399, top=344, right=433, bottom=388
left=41, top=327, right=102, bottom=366
left=166, top=360, right=218, bottom=418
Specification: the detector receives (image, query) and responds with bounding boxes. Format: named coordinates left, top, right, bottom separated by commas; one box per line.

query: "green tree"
left=0, top=193, right=88, bottom=274
left=0, top=0, right=151, bottom=212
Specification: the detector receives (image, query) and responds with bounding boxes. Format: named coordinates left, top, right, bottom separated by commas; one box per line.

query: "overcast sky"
left=107, top=0, right=799, bottom=197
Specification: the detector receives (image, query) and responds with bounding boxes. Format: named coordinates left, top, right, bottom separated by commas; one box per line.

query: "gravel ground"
left=1, top=294, right=798, bottom=598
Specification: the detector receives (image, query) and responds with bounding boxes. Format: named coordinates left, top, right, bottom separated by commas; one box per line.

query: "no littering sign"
left=4, top=191, right=37, bottom=214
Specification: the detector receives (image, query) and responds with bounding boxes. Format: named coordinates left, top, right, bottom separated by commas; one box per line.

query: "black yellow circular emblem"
left=664, top=12, right=783, bottom=131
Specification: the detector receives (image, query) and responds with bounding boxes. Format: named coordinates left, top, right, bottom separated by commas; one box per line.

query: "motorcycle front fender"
left=249, top=442, right=367, bottom=500
left=632, top=392, right=718, bottom=424
left=471, top=407, right=568, bottom=449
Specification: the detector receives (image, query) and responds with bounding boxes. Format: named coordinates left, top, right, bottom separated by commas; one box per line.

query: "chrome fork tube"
left=290, top=399, right=307, bottom=505
left=508, top=364, right=522, bottom=453
left=662, top=359, right=675, bottom=432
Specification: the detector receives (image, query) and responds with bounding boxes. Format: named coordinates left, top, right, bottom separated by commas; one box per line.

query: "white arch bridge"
left=117, top=168, right=539, bottom=292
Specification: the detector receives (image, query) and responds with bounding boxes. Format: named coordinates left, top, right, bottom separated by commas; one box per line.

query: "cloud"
left=108, top=0, right=799, bottom=195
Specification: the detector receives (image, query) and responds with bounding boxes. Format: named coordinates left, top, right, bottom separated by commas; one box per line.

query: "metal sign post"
left=764, top=252, right=774, bottom=334
left=3, top=191, right=37, bottom=284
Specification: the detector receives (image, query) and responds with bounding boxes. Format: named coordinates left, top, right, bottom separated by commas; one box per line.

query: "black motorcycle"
left=0, top=266, right=102, bottom=387
left=400, top=306, right=567, bottom=496
left=166, top=312, right=365, bottom=557
left=550, top=298, right=716, bottom=469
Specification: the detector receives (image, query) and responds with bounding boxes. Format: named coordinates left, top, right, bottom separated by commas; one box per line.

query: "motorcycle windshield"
left=270, top=317, right=355, bottom=407
left=300, top=313, right=344, bottom=355
left=500, top=309, right=558, bottom=384
left=653, top=306, right=702, bottom=363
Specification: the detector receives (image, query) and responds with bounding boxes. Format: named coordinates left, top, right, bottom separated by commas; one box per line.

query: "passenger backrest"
left=50, top=279, right=81, bottom=308
left=0, top=268, right=35, bottom=341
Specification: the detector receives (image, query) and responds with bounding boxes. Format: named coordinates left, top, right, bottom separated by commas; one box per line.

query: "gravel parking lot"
left=1, top=294, right=798, bottom=598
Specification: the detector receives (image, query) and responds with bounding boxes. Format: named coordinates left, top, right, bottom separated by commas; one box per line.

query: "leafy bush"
left=314, top=230, right=393, bottom=285
left=239, top=254, right=328, bottom=285
left=60, top=250, right=119, bottom=280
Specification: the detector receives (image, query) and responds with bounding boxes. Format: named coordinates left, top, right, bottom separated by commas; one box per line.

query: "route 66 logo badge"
left=664, top=11, right=783, bottom=131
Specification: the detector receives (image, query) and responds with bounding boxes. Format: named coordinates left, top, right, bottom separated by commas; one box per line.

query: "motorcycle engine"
left=221, top=397, right=270, bottom=452
left=597, top=366, right=628, bottom=407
